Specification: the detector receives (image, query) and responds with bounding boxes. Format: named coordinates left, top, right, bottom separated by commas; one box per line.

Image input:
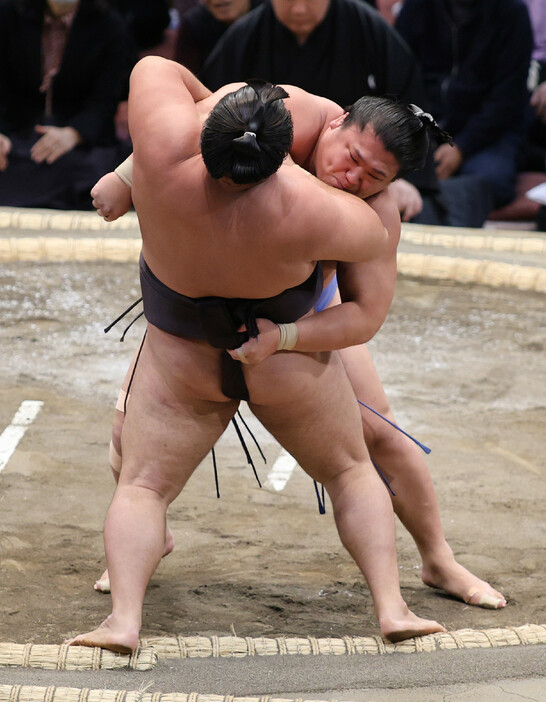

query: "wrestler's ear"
left=329, top=113, right=349, bottom=130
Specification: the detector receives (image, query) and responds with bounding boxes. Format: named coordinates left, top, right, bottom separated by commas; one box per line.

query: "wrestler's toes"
left=94, top=568, right=111, bottom=593
left=466, top=589, right=506, bottom=609
left=64, top=630, right=136, bottom=654
left=94, top=577, right=111, bottom=593
left=65, top=637, right=133, bottom=655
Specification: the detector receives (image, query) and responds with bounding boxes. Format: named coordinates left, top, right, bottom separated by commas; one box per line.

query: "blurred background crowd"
left=0, top=0, right=544, bottom=230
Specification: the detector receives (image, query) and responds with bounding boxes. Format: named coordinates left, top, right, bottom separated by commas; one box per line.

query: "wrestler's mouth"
left=333, top=175, right=355, bottom=193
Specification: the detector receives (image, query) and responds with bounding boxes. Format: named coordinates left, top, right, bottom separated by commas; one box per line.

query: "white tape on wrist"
left=277, top=322, right=298, bottom=350
left=114, top=157, right=133, bottom=188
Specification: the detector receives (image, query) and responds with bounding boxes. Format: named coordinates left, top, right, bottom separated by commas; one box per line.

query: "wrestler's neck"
left=217, top=176, right=264, bottom=191
left=302, top=123, right=331, bottom=177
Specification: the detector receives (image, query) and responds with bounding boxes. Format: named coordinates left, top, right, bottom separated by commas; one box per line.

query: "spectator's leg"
left=438, top=174, right=494, bottom=228
left=460, top=131, right=522, bottom=210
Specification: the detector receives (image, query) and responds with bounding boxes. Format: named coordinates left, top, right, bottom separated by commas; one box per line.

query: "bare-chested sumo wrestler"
left=92, top=80, right=505, bottom=612
left=65, top=56, right=445, bottom=653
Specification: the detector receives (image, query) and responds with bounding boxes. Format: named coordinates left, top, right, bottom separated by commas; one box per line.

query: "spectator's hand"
left=0, top=133, right=12, bottom=171
left=31, top=125, right=82, bottom=164
left=530, top=81, right=546, bottom=123
left=114, top=100, right=130, bottom=142
left=376, top=0, right=403, bottom=24
left=91, top=171, right=133, bottom=221
left=434, top=142, right=463, bottom=179
left=227, top=319, right=281, bottom=365
left=388, top=178, right=423, bottom=221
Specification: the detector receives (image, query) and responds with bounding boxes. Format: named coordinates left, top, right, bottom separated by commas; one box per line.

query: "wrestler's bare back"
left=130, top=66, right=362, bottom=301
left=65, top=60, right=444, bottom=652
left=126, top=59, right=385, bottom=393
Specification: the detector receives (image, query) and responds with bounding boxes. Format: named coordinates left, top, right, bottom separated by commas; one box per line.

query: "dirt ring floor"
left=0, top=214, right=544, bottom=661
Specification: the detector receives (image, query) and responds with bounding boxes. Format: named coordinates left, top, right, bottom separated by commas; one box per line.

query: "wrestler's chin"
left=327, top=174, right=343, bottom=190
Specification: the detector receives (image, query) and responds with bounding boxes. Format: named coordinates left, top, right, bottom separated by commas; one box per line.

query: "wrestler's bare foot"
left=422, top=556, right=506, bottom=609
left=65, top=615, right=139, bottom=654
left=380, top=606, right=446, bottom=643
left=94, top=527, right=175, bottom=593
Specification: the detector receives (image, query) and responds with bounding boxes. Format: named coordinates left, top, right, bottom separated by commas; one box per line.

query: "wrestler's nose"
left=346, top=166, right=362, bottom=186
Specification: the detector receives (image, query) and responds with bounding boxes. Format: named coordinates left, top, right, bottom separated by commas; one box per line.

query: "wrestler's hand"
left=31, top=125, right=82, bottom=164
left=227, top=318, right=281, bottom=365
left=91, top=171, right=133, bottom=221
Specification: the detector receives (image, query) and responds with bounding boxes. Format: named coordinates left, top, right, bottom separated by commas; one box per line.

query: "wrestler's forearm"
left=291, top=302, right=381, bottom=352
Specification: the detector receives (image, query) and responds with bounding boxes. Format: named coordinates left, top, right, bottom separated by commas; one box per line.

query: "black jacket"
left=0, top=0, right=132, bottom=145
left=176, top=0, right=263, bottom=76
left=201, top=0, right=439, bottom=193
left=202, top=0, right=425, bottom=109
left=396, top=0, right=533, bottom=157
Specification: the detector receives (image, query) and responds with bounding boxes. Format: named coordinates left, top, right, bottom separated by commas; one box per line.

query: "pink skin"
left=94, top=412, right=175, bottom=594
left=313, top=118, right=399, bottom=199
left=271, top=0, right=331, bottom=44
left=89, top=117, right=505, bottom=616
left=204, top=0, right=251, bottom=24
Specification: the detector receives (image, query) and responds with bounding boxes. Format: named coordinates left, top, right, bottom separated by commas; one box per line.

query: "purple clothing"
left=523, top=0, right=546, bottom=61
left=315, top=275, right=339, bottom=312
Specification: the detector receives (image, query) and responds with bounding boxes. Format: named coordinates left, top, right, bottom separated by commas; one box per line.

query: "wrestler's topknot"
left=201, top=81, right=293, bottom=184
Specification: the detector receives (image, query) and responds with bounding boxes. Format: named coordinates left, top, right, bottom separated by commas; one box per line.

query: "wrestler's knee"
left=303, top=449, right=366, bottom=493
left=360, top=401, right=398, bottom=451
left=321, top=459, right=373, bottom=502
left=117, top=464, right=183, bottom=504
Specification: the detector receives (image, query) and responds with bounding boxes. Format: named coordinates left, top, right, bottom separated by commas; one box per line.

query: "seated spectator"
left=396, top=0, right=534, bottom=227
left=526, top=67, right=546, bottom=174
left=172, top=0, right=200, bottom=17
left=523, top=0, right=546, bottom=171
left=110, top=1, right=174, bottom=144
left=0, top=0, right=133, bottom=211
left=365, top=0, right=404, bottom=24
left=175, top=0, right=263, bottom=76
left=111, top=0, right=171, bottom=55
left=200, top=0, right=449, bottom=224
left=523, top=0, right=546, bottom=229
left=528, top=65, right=546, bottom=230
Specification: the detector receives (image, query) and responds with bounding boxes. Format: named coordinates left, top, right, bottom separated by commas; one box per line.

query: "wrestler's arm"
left=294, top=189, right=399, bottom=349
left=228, top=188, right=399, bottom=364
left=283, top=86, right=343, bottom=165
left=129, top=56, right=207, bottom=174
left=91, top=83, right=339, bottom=221
left=92, top=60, right=217, bottom=219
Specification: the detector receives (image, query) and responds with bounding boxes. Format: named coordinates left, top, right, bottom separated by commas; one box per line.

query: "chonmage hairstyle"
left=343, top=96, right=452, bottom=178
left=201, top=79, right=294, bottom=185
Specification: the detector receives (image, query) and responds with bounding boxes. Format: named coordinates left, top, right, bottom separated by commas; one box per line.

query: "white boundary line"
left=0, top=400, right=43, bottom=473
left=264, top=448, right=298, bottom=492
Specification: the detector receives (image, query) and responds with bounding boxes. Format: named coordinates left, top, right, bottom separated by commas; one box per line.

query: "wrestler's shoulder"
left=283, top=86, right=341, bottom=127
left=365, top=189, right=401, bottom=246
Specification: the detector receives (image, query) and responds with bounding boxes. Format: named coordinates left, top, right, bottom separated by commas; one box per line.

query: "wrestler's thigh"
left=339, top=343, right=397, bottom=442
left=246, top=351, right=368, bottom=485
left=339, top=343, right=392, bottom=415
left=323, top=289, right=394, bottom=418
left=119, top=338, right=238, bottom=501
left=111, top=335, right=145, bottom=452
